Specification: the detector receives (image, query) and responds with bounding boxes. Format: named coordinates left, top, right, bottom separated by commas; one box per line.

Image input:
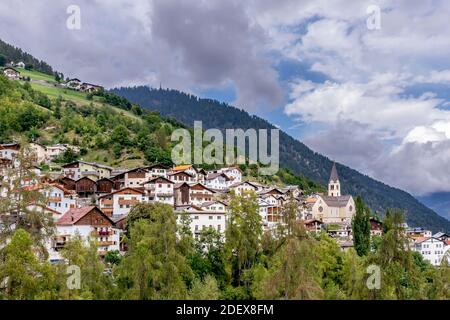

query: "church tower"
left=328, top=162, right=341, bottom=197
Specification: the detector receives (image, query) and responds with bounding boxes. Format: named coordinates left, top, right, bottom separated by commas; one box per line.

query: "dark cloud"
left=303, top=120, right=387, bottom=176
left=305, top=120, right=450, bottom=196
left=0, top=0, right=283, bottom=112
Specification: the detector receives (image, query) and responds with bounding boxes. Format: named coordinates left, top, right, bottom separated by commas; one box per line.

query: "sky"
left=1, top=0, right=450, bottom=196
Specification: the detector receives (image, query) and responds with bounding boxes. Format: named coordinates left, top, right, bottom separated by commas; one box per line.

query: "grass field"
left=27, top=78, right=142, bottom=122
left=19, top=69, right=56, bottom=82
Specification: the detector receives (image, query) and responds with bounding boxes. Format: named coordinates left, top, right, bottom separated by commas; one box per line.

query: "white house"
left=98, top=187, right=147, bottom=217
left=204, top=172, right=231, bottom=190
left=215, top=167, right=242, bottom=184
left=189, top=183, right=216, bottom=206
left=228, top=181, right=259, bottom=196
left=66, top=78, right=82, bottom=90
left=44, top=184, right=78, bottom=215
left=3, top=67, right=20, bottom=80
left=48, top=206, right=120, bottom=262
left=144, top=164, right=169, bottom=179
left=168, top=171, right=196, bottom=183
left=175, top=205, right=227, bottom=238
left=62, top=161, right=113, bottom=181
left=142, top=176, right=174, bottom=205
left=16, top=61, right=25, bottom=69
left=412, top=237, right=450, bottom=266
left=0, top=143, right=20, bottom=161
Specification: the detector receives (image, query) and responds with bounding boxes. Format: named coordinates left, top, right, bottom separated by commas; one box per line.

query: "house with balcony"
left=0, top=143, right=20, bottom=161
left=412, top=237, right=450, bottom=266
left=48, top=206, right=120, bottom=262
left=168, top=170, right=196, bottom=183
left=143, top=163, right=170, bottom=179
left=44, top=184, right=77, bottom=214
left=175, top=204, right=227, bottom=239
left=98, top=187, right=147, bottom=217
left=189, top=183, right=216, bottom=206
left=62, top=161, right=113, bottom=181
left=228, top=181, right=260, bottom=196
left=141, top=176, right=174, bottom=205
left=204, top=172, right=231, bottom=191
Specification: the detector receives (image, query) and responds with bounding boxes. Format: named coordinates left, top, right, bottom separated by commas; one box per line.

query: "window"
left=217, top=216, right=221, bottom=220
left=209, top=216, right=213, bottom=220
left=194, top=216, right=199, bottom=220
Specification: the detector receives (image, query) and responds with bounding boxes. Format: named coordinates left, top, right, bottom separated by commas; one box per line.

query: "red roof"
left=57, top=206, right=112, bottom=226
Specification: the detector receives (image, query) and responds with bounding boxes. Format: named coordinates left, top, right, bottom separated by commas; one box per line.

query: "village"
left=1, top=142, right=448, bottom=267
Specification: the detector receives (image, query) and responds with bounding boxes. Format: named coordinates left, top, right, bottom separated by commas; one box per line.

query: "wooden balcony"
left=91, top=230, right=113, bottom=236
left=48, top=197, right=62, bottom=202
left=97, top=241, right=115, bottom=246
left=101, top=199, right=113, bottom=206
left=118, top=199, right=139, bottom=205
left=190, top=193, right=213, bottom=198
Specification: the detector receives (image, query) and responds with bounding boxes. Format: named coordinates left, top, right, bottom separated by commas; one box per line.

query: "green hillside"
left=0, top=70, right=322, bottom=192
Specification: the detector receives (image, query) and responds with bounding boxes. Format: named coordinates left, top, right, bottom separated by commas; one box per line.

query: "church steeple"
left=328, top=162, right=341, bottom=197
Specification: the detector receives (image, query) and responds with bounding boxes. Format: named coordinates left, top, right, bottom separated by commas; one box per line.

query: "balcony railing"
left=118, top=199, right=139, bottom=205
left=91, top=230, right=113, bottom=236
left=97, top=241, right=115, bottom=246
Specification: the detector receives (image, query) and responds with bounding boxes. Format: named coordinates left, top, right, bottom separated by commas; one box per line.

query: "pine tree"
left=352, top=196, right=371, bottom=256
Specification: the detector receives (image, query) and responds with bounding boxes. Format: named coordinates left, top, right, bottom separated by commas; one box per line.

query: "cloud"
left=1, top=0, right=450, bottom=195
left=0, top=0, right=283, bottom=112
left=278, top=0, right=450, bottom=195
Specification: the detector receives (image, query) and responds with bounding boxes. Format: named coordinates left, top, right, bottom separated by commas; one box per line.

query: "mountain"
left=111, top=86, right=450, bottom=233
left=0, top=39, right=55, bottom=75
left=417, top=193, right=450, bottom=221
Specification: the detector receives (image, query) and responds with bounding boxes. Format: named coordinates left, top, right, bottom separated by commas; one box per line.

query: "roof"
left=206, top=172, right=230, bottom=181
left=200, top=201, right=228, bottom=207
left=173, top=164, right=194, bottom=171
left=433, top=232, right=449, bottom=238
left=0, top=143, right=20, bottom=150
left=414, top=236, right=445, bottom=244
left=57, top=206, right=113, bottom=226
left=62, top=161, right=113, bottom=170
left=144, top=163, right=170, bottom=170
left=321, top=195, right=352, bottom=207
left=173, top=182, right=190, bottom=189
left=175, top=204, right=204, bottom=212
left=190, top=183, right=216, bottom=193
left=98, top=187, right=145, bottom=199
left=142, top=176, right=174, bottom=185
left=168, top=170, right=194, bottom=177
left=3, top=67, right=20, bottom=73
left=228, top=181, right=259, bottom=189
left=304, top=219, right=323, bottom=225
left=329, top=162, right=339, bottom=182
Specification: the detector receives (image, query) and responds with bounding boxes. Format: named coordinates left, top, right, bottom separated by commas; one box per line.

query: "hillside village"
left=1, top=142, right=449, bottom=267
left=2, top=61, right=103, bottom=93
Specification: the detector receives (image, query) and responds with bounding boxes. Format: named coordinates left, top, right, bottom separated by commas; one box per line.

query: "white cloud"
left=279, top=0, right=450, bottom=195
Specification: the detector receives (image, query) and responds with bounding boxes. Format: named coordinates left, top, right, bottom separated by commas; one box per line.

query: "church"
left=310, top=162, right=355, bottom=224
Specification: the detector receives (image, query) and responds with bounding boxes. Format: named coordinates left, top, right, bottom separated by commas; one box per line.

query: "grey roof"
left=322, top=195, right=351, bottom=207
left=329, top=162, right=339, bottom=182
left=206, top=172, right=230, bottom=181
